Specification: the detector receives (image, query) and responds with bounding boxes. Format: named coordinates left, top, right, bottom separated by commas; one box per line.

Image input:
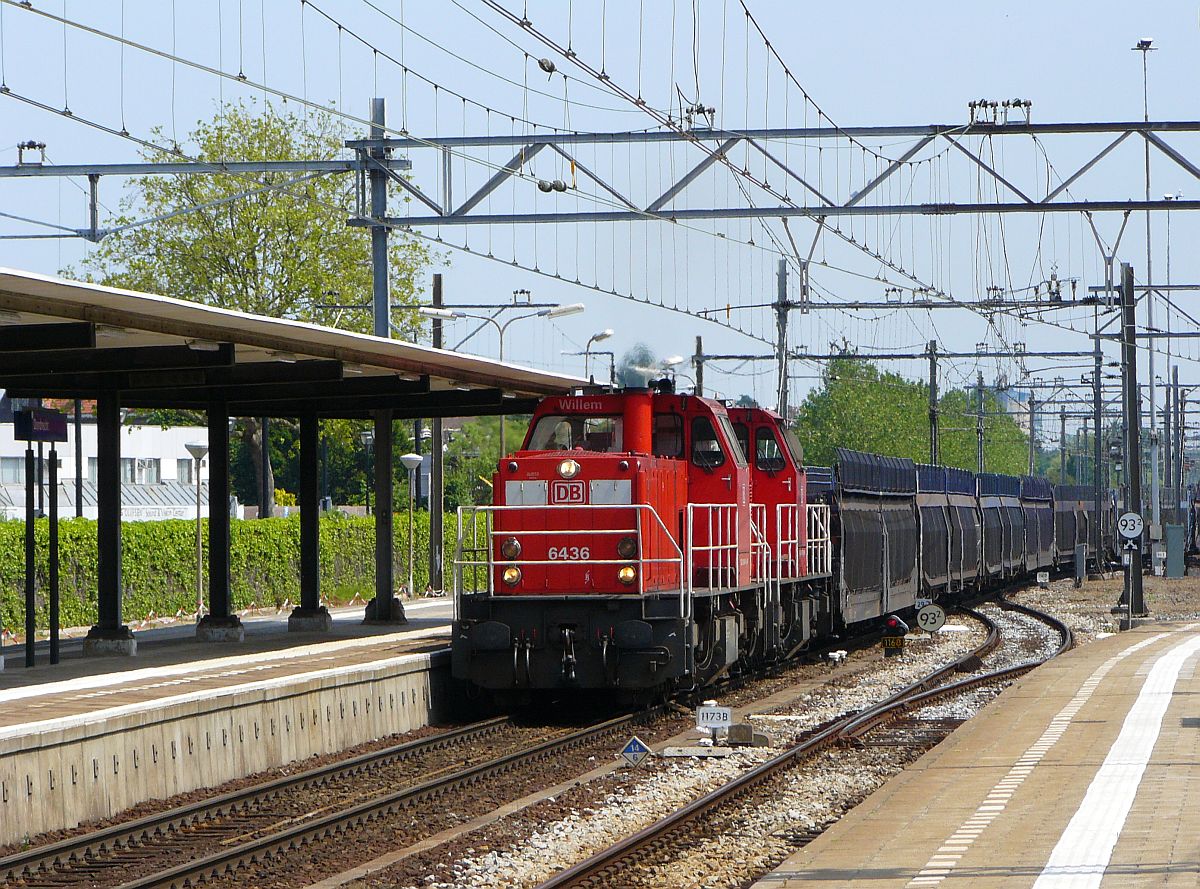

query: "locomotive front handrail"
left=454, top=503, right=686, bottom=616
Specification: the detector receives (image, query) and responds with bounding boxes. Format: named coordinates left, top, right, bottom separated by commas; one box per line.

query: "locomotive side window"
left=653, top=414, right=684, bottom=457
left=755, top=427, right=788, bottom=472
left=718, top=415, right=748, bottom=466
left=527, top=415, right=624, bottom=452
left=691, top=416, right=726, bottom=468
left=732, top=422, right=750, bottom=462
left=781, top=427, right=804, bottom=465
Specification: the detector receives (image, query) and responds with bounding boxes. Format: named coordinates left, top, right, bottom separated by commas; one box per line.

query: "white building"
left=0, top=410, right=230, bottom=520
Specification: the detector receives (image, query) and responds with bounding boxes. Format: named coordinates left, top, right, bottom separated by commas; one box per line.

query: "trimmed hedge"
left=0, top=512, right=452, bottom=633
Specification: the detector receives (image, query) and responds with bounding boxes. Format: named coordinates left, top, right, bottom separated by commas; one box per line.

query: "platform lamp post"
left=185, top=442, right=209, bottom=618
left=360, top=428, right=374, bottom=516
left=400, top=452, right=423, bottom=597
left=418, top=301, right=585, bottom=455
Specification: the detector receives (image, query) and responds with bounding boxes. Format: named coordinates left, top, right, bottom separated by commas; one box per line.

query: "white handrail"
left=454, top=503, right=685, bottom=613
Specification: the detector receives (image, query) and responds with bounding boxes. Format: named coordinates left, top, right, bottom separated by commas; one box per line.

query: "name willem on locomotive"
left=450, top=380, right=1133, bottom=701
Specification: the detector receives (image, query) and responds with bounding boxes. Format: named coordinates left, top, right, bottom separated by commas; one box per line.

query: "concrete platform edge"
left=0, top=648, right=453, bottom=846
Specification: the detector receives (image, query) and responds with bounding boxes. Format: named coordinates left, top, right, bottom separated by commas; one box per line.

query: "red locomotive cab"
left=484, top=388, right=753, bottom=597
left=728, top=406, right=810, bottom=579
left=489, top=392, right=688, bottom=596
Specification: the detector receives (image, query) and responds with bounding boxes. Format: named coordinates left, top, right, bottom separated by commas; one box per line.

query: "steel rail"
left=0, top=716, right=511, bottom=883
left=103, top=708, right=662, bottom=889
left=536, top=599, right=1069, bottom=889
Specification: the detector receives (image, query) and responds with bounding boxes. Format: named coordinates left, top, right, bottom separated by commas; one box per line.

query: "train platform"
left=753, top=620, right=1200, bottom=888
left=0, top=599, right=454, bottom=846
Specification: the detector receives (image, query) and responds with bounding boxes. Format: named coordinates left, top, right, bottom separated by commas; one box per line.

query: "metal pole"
left=775, top=259, right=789, bottom=418
left=1059, top=407, right=1067, bottom=483
left=1027, top=392, right=1036, bottom=476
left=370, top=97, right=390, bottom=339
left=695, top=335, right=704, bottom=398
left=49, top=444, right=58, bottom=665
left=1179, top=385, right=1188, bottom=489
left=1140, top=49, right=1160, bottom=545
left=195, top=455, right=203, bottom=617
left=37, top=441, right=44, bottom=516
left=1174, top=366, right=1183, bottom=489
left=1093, top=321, right=1104, bottom=557
left=73, top=398, right=82, bottom=518
left=429, top=273, right=445, bottom=595
left=928, top=340, right=939, bottom=464
left=413, top=419, right=423, bottom=507
left=259, top=416, right=270, bottom=518
left=1121, top=262, right=1146, bottom=616
left=408, top=466, right=416, bottom=598
left=976, top=371, right=985, bottom=473
left=24, top=444, right=34, bottom=667
left=1165, top=372, right=1173, bottom=500
left=321, top=434, right=329, bottom=506
left=498, top=333, right=506, bottom=456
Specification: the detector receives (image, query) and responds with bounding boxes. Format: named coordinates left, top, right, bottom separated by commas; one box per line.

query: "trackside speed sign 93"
left=1118, top=512, right=1144, bottom=540
left=916, top=604, right=946, bottom=634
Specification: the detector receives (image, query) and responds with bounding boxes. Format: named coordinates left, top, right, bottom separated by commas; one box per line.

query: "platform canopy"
left=0, top=267, right=584, bottom=417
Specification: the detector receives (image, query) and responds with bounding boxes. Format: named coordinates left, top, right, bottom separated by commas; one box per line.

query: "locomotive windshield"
left=527, top=415, right=624, bottom=452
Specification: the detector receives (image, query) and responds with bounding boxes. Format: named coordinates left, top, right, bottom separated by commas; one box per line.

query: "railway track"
left=0, top=710, right=659, bottom=889
left=3, top=598, right=1059, bottom=889
left=533, top=599, right=1071, bottom=889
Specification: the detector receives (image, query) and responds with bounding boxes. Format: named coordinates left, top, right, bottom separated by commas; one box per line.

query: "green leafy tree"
left=792, top=359, right=1029, bottom=475
left=442, top=415, right=531, bottom=511
left=70, top=99, right=435, bottom=514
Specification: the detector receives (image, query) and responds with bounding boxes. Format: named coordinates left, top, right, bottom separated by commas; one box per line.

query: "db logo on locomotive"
left=550, top=480, right=586, bottom=504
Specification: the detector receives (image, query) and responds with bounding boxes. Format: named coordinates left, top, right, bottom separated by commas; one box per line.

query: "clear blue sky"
left=1, top=0, right=1197, bottom=427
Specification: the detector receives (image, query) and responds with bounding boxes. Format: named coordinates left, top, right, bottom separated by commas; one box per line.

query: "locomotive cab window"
left=755, top=427, right=788, bottom=473
left=733, top=422, right=750, bottom=463
left=691, top=416, right=726, bottom=468
left=717, top=415, right=748, bottom=467
left=653, top=413, right=684, bottom=457
left=527, top=415, right=624, bottom=452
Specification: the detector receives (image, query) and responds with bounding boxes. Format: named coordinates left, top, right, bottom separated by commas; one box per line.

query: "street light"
left=584, top=328, right=614, bottom=380
left=1133, top=36, right=1161, bottom=543
left=359, top=428, right=374, bottom=516
left=417, top=299, right=586, bottom=451
left=184, top=442, right=209, bottom=618
left=400, top=452, right=423, bottom=597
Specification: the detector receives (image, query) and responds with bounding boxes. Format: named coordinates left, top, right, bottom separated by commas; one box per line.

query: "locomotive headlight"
left=617, top=535, right=638, bottom=558
left=617, top=565, right=637, bottom=585
left=557, top=458, right=580, bottom=479
left=501, top=537, right=522, bottom=560
left=502, top=566, right=522, bottom=586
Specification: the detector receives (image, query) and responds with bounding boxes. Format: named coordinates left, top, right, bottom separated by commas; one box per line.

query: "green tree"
left=792, top=359, right=1029, bottom=475
left=71, top=99, right=435, bottom=513
left=442, top=414, right=531, bottom=511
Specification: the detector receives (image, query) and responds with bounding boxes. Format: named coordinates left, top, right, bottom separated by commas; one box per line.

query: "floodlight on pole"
left=541, top=302, right=585, bottom=319
left=185, top=442, right=209, bottom=619
left=400, top=453, right=423, bottom=598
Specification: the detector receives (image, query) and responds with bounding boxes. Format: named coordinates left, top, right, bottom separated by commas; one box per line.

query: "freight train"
left=449, top=381, right=1166, bottom=702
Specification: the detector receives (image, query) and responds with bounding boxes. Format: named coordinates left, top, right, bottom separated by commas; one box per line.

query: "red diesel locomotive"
left=450, top=381, right=833, bottom=700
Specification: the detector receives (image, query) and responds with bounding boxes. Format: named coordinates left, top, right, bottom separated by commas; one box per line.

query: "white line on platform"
left=902, top=629, right=1178, bottom=889
left=1032, top=630, right=1200, bottom=888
